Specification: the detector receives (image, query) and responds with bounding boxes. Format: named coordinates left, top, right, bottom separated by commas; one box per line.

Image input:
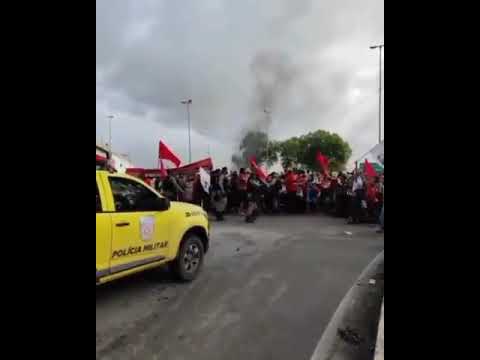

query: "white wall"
left=111, top=153, right=135, bottom=173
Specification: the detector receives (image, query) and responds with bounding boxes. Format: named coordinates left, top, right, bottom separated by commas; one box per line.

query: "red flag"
left=249, top=157, right=267, bottom=181
left=364, top=159, right=377, bottom=178
left=159, top=140, right=182, bottom=168
left=316, top=151, right=330, bottom=175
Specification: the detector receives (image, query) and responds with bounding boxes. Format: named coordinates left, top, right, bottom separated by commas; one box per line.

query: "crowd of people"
left=153, top=166, right=384, bottom=231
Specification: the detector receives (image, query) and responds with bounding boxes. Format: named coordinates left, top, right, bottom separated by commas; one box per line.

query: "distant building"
left=96, top=144, right=110, bottom=170
left=96, top=144, right=135, bottom=173
left=96, top=144, right=109, bottom=161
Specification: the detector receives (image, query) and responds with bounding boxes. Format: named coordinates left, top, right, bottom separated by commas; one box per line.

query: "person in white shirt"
left=352, top=172, right=364, bottom=192
left=348, top=171, right=366, bottom=224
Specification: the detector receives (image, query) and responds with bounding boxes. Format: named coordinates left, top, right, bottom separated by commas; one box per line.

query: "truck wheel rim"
left=183, top=243, right=201, bottom=273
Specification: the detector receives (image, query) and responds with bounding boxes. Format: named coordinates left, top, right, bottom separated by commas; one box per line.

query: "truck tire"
left=171, top=234, right=205, bottom=281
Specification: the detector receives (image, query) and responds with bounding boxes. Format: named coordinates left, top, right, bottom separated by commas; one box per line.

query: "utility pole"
left=264, top=109, right=271, bottom=163
left=370, top=44, right=384, bottom=144
left=107, top=115, right=114, bottom=152
left=181, top=99, right=193, bottom=163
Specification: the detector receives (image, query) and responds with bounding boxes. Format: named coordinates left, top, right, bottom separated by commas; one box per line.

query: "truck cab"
left=96, top=170, right=210, bottom=284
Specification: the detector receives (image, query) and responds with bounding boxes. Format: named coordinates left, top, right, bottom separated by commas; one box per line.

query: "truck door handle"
left=115, top=222, right=130, bottom=227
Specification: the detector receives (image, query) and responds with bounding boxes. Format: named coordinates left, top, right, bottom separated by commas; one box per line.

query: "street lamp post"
left=181, top=99, right=193, bottom=163
left=107, top=115, right=114, bottom=152
left=264, top=109, right=271, bottom=162
left=370, top=44, right=384, bottom=144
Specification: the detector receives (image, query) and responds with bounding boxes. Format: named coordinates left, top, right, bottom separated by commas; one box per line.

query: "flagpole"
left=159, top=158, right=167, bottom=179
left=187, top=102, right=191, bottom=163
left=107, top=115, right=114, bottom=153
left=370, top=44, right=384, bottom=144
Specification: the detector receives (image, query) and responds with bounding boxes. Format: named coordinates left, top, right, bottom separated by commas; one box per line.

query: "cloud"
left=96, top=0, right=384, bottom=168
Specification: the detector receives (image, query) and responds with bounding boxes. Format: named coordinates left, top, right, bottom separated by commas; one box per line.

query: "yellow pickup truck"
left=96, top=170, right=210, bottom=285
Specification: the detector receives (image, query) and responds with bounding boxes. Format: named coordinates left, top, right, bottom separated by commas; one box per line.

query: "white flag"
left=199, top=167, right=210, bottom=194
left=369, top=142, right=384, bottom=165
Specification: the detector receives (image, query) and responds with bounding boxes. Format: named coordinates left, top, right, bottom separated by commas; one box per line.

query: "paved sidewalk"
left=309, top=251, right=384, bottom=360
left=374, top=299, right=384, bottom=360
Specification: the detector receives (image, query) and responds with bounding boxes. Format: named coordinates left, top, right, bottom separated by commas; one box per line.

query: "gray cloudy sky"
left=96, top=0, right=384, bottom=168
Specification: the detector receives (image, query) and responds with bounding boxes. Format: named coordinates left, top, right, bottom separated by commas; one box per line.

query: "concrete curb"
left=310, top=250, right=384, bottom=360
left=374, top=299, right=384, bottom=360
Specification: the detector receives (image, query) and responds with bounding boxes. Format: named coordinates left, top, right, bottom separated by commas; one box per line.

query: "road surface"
left=96, top=213, right=384, bottom=360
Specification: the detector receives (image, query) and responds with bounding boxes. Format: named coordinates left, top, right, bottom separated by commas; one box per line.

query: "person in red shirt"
left=297, top=171, right=308, bottom=192
left=366, top=176, right=380, bottom=220
left=366, top=181, right=377, bottom=202
left=285, top=169, right=298, bottom=213
left=285, top=170, right=297, bottom=192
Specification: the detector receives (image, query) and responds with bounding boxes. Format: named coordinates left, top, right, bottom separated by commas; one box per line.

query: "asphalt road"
left=96, top=213, right=384, bottom=360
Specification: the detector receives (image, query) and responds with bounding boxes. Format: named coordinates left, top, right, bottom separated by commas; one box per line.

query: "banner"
left=168, top=158, right=214, bottom=175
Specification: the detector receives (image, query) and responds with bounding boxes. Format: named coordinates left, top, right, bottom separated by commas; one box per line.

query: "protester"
left=329, top=173, right=338, bottom=209
left=192, top=173, right=204, bottom=206
left=221, top=167, right=230, bottom=189
left=333, top=173, right=349, bottom=217
left=296, top=170, right=308, bottom=213
left=161, top=174, right=184, bottom=201
left=318, top=174, right=333, bottom=210
left=306, top=175, right=320, bottom=212
left=238, top=168, right=249, bottom=214
left=210, top=169, right=227, bottom=221
left=347, top=170, right=365, bottom=224
left=245, top=172, right=261, bottom=223
left=376, top=173, right=384, bottom=233
left=154, top=176, right=162, bottom=192
left=285, top=169, right=298, bottom=213
left=228, top=171, right=240, bottom=213
left=153, top=159, right=383, bottom=230
left=265, top=172, right=282, bottom=213
left=365, top=176, right=380, bottom=220
left=182, top=175, right=195, bottom=203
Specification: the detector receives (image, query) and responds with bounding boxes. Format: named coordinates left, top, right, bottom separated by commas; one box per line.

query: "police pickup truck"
left=96, top=170, right=210, bottom=284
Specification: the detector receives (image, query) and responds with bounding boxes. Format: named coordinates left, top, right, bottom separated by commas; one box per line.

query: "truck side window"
left=109, top=177, right=158, bottom=212
left=96, top=183, right=102, bottom=213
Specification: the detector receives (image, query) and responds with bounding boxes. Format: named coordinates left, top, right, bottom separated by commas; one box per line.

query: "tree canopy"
left=232, top=129, right=352, bottom=171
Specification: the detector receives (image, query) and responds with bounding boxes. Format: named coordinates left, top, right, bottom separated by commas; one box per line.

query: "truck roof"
left=96, top=170, right=148, bottom=182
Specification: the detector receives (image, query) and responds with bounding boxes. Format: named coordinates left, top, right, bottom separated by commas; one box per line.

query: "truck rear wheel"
left=171, top=234, right=204, bottom=281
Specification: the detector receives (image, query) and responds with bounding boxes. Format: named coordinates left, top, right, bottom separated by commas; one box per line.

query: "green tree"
left=277, top=130, right=352, bottom=171
left=232, top=129, right=351, bottom=172
left=276, top=137, right=302, bottom=169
